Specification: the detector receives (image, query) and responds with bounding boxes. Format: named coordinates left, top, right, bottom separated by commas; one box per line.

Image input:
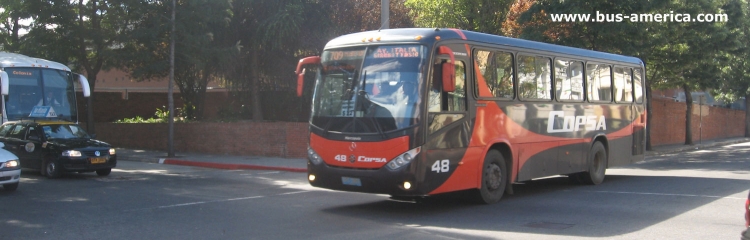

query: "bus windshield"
left=4, top=68, right=78, bottom=122
left=311, top=45, right=426, bottom=134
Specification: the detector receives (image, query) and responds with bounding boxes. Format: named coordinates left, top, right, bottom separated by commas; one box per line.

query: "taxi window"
left=0, top=125, right=13, bottom=137
left=8, top=125, right=26, bottom=139
left=43, top=125, right=90, bottom=139
left=27, top=126, right=41, bottom=140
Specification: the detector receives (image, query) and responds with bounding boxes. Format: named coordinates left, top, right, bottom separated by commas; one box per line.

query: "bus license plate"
left=90, top=157, right=107, bottom=164
left=341, top=177, right=362, bottom=186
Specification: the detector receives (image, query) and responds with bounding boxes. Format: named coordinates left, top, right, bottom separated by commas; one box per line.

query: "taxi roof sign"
left=29, top=106, right=57, bottom=118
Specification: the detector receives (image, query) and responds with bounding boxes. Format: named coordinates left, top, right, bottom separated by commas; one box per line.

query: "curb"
left=646, top=138, right=750, bottom=156
left=158, top=158, right=307, bottom=173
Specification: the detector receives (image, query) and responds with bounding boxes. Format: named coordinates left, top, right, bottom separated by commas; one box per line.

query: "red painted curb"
left=161, top=159, right=307, bottom=173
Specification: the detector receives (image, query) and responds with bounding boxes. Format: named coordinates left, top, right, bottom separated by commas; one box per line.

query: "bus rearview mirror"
left=295, top=56, right=321, bottom=97
left=78, top=74, right=91, bottom=97
left=0, top=71, right=8, bottom=96
left=438, top=46, right=456, bottom=92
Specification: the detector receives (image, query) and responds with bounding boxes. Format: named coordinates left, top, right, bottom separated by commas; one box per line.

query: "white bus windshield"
left=3, top=68, right=78, bottom=122
left=311, top=45, right=427, bottom=134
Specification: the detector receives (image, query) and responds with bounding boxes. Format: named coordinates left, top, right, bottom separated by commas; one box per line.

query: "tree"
left=512, top=0, right=739, bottom=146
left=404, top=0, right=513, bottom=35
left=21, top=0, right=150, bottom=133
left=714, top=0, right=750, bottom=137
left=118, top=0, right=238, bottom=121
left=327, top=0, right=413, bottom=35
left=0, top=0, right=32, bottom=52
left=646, top=0, right=737, bottom=145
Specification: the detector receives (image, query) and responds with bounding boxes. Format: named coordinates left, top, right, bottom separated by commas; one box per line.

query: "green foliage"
left=115, top=106, right=189, bottom=123
left=404, top=0, right=513, bottom=35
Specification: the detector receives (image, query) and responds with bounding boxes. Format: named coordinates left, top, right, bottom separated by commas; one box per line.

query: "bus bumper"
left=307, top=160, right=425, bottom=196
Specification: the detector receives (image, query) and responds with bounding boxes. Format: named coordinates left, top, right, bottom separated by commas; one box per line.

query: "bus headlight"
left=386, top=147, right=421, bottom=170
left=307, top=146, right=322, bottom=165
left=62, top=150, right=82, bottom=157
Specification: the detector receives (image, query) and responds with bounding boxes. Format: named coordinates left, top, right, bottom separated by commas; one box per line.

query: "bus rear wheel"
left=474, top=150, right=507, bottom=204
left=581, top=142, right=607, bottom=185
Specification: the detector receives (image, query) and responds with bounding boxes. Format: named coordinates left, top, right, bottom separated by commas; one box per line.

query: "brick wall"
left=650, top=98, right=746, bottom=145
left=87, top=97, right=746, bottom=159
left=94, top=122, right=309, bottom=158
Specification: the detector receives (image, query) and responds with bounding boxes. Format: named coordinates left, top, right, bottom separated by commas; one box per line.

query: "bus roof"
left=0, top=52, right=71, bottom=72
left=324, top=28, right=643, bottom=66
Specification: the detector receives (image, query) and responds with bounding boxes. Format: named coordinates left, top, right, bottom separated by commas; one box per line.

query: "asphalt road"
left=1, top=142, right=749, bottom=239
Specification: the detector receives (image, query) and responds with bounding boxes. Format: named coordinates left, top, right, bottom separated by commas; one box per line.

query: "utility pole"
left=168, top=0, right=176, bottom=157
left=381, top=0, right=389, bottom=29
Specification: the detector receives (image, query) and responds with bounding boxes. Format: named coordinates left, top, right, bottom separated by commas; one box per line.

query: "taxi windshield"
left=42, top=125, right=90, bottom=139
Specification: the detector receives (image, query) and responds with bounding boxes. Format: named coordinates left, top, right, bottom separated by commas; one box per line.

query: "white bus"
left=0, top=52, right=91, bottom=123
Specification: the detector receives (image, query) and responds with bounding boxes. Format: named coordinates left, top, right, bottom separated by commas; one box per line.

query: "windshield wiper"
left=357, top=71, right=387, bottom=139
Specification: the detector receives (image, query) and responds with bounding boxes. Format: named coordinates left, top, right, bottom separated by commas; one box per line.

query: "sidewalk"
left=116, top=137, right=750, bottom=172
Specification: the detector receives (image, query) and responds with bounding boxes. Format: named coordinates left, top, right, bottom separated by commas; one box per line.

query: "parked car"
left=0, top=120, right=116, bottom=178
left=0, top=142, right=20, bottom=191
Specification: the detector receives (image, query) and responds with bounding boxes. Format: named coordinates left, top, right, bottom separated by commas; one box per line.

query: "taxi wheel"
left=96, top=168, right=111, bottom=176
left=44, top=159, right=62, bottom=179
left=3, top=183, right=18, bottom=191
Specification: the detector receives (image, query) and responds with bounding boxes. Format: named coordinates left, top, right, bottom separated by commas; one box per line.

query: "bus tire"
left=474, top=150, right=507, bottom=204
left=581, top=142, right=607, bottom=185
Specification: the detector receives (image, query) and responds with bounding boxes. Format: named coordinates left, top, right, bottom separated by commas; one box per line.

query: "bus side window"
left=554, top=59, right=584, bottom=101
left=587, top=64, right=612, bottom=102
left=518, top=55, right=552, bottom=101
left=475, top=50, right=514, bottom=99
left=447, top=61, right=466, bottom=111
left=634, top=68, right=644, bottom=103
left=429, top=60, right=466, bottom=112
left=614, top=67, right=633, bottom=103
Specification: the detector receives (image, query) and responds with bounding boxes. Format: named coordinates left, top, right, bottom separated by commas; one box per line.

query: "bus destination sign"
left=9, top=70, right=34, bottom=77
left=327, top=50, right=366, bottom=61
left=373, top=46, right=420, bottom=58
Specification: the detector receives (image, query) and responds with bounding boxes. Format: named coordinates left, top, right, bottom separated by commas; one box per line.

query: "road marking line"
left=125, top=190, right=312, bottom=211
left=278, top=191, right=308, bottom=195
left=576, top=190, right=745, bottom=200
left=155, top=196, right=264, bottom=209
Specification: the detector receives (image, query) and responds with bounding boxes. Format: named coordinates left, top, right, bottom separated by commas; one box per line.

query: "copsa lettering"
left=547, top=111, right=606, bottom=133
left=357, top=156, right=386, bottom=163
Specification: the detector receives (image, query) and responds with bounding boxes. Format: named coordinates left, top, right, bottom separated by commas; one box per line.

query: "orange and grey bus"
left=295, top=28, right=646, bottom=204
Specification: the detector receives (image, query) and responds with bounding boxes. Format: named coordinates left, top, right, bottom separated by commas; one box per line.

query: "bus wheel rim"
left=485, top=163, right=502, bottom=190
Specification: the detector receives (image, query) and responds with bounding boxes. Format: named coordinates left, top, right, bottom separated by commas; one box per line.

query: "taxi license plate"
left=341, top=177, right=361, bottom=186
left=90, top=157, right=107, bottom=164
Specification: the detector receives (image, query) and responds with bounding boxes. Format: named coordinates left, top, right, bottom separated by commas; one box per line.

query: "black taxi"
left=0, top=120, right=116, bottom=178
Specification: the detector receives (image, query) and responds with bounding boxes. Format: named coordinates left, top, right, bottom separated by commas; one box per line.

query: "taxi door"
left=5, top=124, right=43, bottom=169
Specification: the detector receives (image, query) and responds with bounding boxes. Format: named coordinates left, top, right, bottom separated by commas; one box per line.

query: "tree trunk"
left=745, top=95, right=750, bottom=138
left=250, top=48, right=264, bottom=121
left=86, top=73, right=97, bottom=134
left=683, top=84, right=693, bottom=145
left=645, top=80, right=653, bottom=151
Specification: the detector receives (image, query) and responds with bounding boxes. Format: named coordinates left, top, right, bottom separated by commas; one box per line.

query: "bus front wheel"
left=474, top=150, right=507, bottom=204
